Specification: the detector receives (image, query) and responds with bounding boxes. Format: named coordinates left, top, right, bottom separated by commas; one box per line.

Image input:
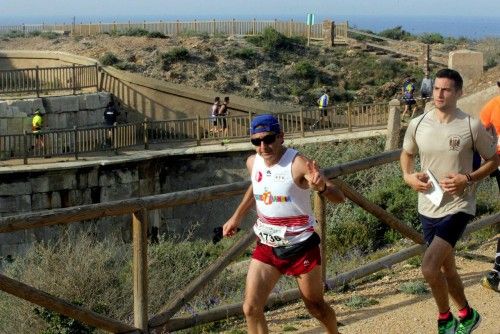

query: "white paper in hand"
left=424, top=169, right=444, bottom=207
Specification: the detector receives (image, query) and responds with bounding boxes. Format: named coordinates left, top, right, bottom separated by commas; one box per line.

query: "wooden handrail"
left=0, top=151, right=402, bottom=233
left=151, top=213, right=499, bottom=332
left=149, top=229, right=256, bottom=327
left=0, top=273, right=139, bottom=333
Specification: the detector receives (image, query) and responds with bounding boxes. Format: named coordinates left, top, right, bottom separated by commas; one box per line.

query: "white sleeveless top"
left=251, top=148, right=315, bottom=247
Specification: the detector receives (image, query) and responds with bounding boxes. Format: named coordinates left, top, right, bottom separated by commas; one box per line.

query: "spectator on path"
left=223, top=114, right=345, bottom=334
left=479, top=80, right=500, bottom=293
left=401, top=77, right=417, bottom=119
left=400, top=69, right=499, bottom=333
left=210, top=96, right=221, bottom=135
left=420, top=71, right=434, bottom=101
left=218, top=96, right=230, bottom=138
left=311, top=88, right=331, bottom=130
left=31, top=108, right=44, bottom=151
left=103, top=99, right=120, bottom=147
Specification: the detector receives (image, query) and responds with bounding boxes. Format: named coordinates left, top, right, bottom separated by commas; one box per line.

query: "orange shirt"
left=480, top=95, right=500, bottom=154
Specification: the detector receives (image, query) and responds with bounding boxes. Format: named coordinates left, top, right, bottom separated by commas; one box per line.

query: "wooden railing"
left=0, top=150, right=497, bottom=333
left=0, top=19, right=348, bottom=42
left=0, top=64, right=99, bottom=97
left=0, top=102, right=389, bottom=163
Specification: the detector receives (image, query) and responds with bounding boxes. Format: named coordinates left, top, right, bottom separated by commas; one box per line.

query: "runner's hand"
left=404, top=172, right=431, bottom=192
left=223, top=217, right=240, bottom=237
left=305, top=160, right=326, bottom=192
left=440, top=173, right=467, bottom=195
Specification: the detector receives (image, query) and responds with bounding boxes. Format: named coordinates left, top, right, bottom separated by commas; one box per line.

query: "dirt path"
left=225, top=236, right=499, bottom=334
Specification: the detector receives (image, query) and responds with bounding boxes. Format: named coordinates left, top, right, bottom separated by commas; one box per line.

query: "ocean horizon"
left=0, top=14, right=498, bottom=39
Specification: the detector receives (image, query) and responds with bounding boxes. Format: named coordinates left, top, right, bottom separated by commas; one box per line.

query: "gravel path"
left=225, top=236, right=499, bottom=334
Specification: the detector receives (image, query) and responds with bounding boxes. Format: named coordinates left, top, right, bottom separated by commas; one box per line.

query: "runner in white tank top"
left=252, top=147, right=315, bottom=247
left=222, top=114, right=345, bottom=334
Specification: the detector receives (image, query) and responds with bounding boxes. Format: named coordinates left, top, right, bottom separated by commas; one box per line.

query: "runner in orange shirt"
left=479, top=81, right=500, bottom=293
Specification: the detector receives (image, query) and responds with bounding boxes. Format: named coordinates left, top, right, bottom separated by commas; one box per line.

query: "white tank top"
left=251, top=148, right=315, bottom=247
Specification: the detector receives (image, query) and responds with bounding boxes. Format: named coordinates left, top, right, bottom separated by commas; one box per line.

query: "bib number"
left=253, top=220, right=287, bottom=247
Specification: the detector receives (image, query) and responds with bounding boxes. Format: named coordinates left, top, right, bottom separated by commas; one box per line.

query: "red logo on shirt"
left=255, top=171, right=263, bottom=182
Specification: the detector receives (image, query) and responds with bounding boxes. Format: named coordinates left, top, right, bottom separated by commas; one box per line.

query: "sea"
left=0, top=14, right=498, bottom=39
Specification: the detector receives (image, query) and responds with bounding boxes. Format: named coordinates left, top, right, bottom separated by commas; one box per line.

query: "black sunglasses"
left=250, top=134, right=277, bottom=146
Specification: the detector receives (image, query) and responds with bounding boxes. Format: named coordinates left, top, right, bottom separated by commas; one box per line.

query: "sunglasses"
left=250, top=134, right=277, bottom=146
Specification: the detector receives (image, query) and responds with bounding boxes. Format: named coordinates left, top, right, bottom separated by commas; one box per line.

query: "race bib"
left=253, top=219, right=288, bottom=247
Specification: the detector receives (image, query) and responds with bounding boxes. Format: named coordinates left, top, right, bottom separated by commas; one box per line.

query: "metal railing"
left=0, top=102, right=390, bottom=163
left=0, top=64, right=99, bottom=97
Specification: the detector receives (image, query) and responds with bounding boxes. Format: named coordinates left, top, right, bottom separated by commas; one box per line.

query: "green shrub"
left=292, top=60, right=317, bottom=80
left=178, top=30, right=209, bottom=39
left=28, top=31, right=42, bottom=37
left=227, top=47, right=257, bottom=60
left=161, top=47, right=190, bottom=69
left=114, top=62, right=139, bottom=71
left=6, top=30, right=25, bottom=38
left=99, top=52, right=120, bottom=66
left=203, top=70, right=217, bottom=81
left=246, top=27, right=304, bottom=54
left=34, top=303, right=95, bottom=334
left=0, top=232, right=132, bottom=333
left=379, top=26, right=412, bottom=40
left=398, top=280, right=429, bottom=295
left=121, top=28, right=149, bottom=37
left=344, top=295, right=379, bottom=309
left=484, top=56, right=498, bottom=70
left=147, top=31, right=167, bottom=39
left=418, top=33, right=445, bottom=44
left=40, top=31, right=60, bottom=40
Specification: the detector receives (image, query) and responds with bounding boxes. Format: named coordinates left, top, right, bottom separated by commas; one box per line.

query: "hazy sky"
left=1, top=0, right=499, bottom=21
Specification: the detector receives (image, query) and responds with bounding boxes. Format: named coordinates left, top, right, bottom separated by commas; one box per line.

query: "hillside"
left=1, top=30, right=498, bottom=107
left=0, top=32, right=438, bottom=105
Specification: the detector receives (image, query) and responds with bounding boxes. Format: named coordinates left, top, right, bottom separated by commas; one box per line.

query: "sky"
left=1, top=0, right=499, bottom=24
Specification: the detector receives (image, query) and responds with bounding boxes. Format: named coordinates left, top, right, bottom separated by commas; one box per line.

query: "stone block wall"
left=0, top=92, right=117, bottom=135
left=0, top=150, right=252, bottom=258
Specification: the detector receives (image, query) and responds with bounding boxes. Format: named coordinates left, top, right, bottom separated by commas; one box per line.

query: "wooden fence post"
left=194, top=19, right=197, bottom=33
left=73, top=126, right=79, bottom=160
left=94, top=63, right=99, bottom=91
left=72, top=63, right=76, bottom=95
left=132, top=209, right=149, bottom=332
left=143, top=118, right=149, bottom=149
left=35, top=66, right=40, bottom=98
left=113, top=122, right=118, bottom=155
left=176, top=20, right=179, bottom=36
left=212, top=19, right=216, bottom=36
left=314, top=192, right=327, bottom=287
left=299, top=108, right=304, bottom=137
left=252, top=18, right=256, bottom=35
left=347, top=102, right=352, bottom=132
left=23, top=130, right=28, bottom=165
left=196, top=115, right=201, bottom=146
left=231, top=18, right=235, bottom=36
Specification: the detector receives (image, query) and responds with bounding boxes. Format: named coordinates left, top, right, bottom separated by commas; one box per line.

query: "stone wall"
left=0, top=150, right=252, bottom=257
left=0, top=92, right=116, bottom=136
